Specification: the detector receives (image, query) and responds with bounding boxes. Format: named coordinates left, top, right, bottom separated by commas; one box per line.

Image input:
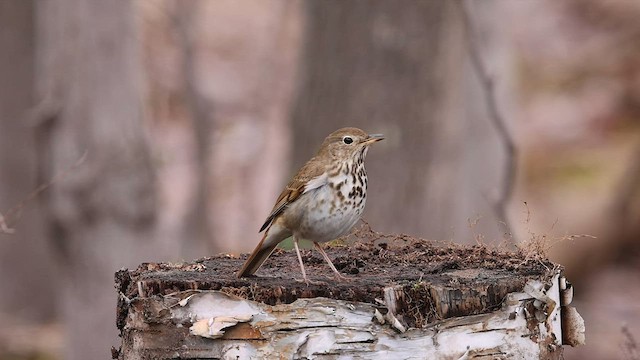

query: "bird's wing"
left=259, top=157, right=328, bottom=232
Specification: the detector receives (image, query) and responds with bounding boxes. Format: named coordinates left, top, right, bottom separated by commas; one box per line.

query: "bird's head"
left=318, top=127, right=384, bottom=161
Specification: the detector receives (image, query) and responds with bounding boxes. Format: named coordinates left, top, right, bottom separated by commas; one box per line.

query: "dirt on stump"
left=116, top=224, right=558, bottom=330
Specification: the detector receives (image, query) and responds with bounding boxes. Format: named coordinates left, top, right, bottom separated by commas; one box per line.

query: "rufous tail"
left=237, top=224, right=290, bottom=278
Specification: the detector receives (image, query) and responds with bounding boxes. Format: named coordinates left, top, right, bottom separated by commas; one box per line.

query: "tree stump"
left=114, top=237, right=584, bottom=359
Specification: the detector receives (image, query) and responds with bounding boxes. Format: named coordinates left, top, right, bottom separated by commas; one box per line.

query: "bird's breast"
left=283, top=164, right=368, bottom=243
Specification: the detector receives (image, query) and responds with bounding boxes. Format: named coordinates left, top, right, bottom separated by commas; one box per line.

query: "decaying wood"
left=114, top=240, right=584, bottom=359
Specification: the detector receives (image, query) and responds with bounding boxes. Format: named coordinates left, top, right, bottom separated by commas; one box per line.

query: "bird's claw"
left=294, top=277, right=326, bottom=286
left=333, top=273, right=353, bottom=282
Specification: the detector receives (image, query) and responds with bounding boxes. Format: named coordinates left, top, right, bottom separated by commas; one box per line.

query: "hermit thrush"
left=237, top=127, right=383, bottom=283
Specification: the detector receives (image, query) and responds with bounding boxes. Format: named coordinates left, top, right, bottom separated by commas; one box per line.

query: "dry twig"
left=622, top=325, right=640, bottom=360
left=0, top=212, right=15, bottom=234
left=0, top=151, right=87, bottom=236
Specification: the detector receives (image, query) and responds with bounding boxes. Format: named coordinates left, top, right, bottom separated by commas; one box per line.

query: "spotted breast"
left=286, top=154, right=368, bottom=243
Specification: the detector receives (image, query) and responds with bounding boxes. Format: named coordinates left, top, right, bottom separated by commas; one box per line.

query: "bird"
left=237, top=127, right=384, bottom=284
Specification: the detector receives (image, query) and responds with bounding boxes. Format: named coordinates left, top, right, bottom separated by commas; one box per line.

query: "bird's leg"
left=293, top=236, right=310, bottom=285
left=314, top=242, right=351, bottom=281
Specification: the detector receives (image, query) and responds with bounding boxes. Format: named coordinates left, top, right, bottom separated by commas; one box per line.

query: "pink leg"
left=314, top=242, right=350, bottom=281
left=293, top=236, right=310, bottom=285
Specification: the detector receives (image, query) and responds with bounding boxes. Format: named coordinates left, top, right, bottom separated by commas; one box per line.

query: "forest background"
left=1, top=1, right=639, bottom=359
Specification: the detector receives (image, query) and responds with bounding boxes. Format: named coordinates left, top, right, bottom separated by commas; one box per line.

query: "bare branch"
left=621, top=324, right=639, bottom=360
left=0, top=150, right=87, bottom=236
left=0, top=212, right=15, bottom=234
left=457, top=0, right=518, bottom=239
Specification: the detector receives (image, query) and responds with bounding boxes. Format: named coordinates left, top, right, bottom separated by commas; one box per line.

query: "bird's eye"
left=343, top=136, right=353, bottom=144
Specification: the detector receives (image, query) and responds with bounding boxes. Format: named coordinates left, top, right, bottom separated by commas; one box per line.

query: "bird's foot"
left=333, top=272, right=353, bottom=282
left=294, top=277, right=326, bottom=286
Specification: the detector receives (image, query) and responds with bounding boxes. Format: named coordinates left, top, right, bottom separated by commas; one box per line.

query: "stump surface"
left=116, top=235, right=557, bottom=331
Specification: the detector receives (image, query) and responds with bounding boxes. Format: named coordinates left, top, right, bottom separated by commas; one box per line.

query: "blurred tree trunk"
left=35, top=1, right=158, bottom=359
left=193, top=1, right=302, bottom=253
left=172, top=2, right=215, bottom=257
left=0, top=0, right=56, bottom=322
left=292, top=0, right=507, bottom=243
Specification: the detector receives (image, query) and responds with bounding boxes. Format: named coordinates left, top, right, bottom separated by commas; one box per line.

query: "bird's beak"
left=362, top=134, right=384, bottom=145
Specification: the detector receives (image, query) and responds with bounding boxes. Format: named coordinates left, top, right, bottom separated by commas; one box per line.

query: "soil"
left=115, top=224, right=558, bottom=330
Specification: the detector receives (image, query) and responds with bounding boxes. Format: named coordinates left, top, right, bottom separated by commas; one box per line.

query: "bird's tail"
left=237, top=223, right=291, bottom=278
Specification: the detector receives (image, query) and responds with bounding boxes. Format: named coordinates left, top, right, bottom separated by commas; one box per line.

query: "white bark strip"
left=119, top=271, right=583, bottom=359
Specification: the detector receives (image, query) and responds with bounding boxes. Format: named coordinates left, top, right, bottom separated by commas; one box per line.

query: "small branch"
left=0, top=150, right=87, bottom=236
left=0, top=213, right=15, bottom=234
left=621, top=324, right=639, bottom=360
left=457, top=0, right=518, bottom=240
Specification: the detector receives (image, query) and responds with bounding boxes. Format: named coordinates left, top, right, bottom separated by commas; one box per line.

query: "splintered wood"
left=114, top=239, right=584, bottom=359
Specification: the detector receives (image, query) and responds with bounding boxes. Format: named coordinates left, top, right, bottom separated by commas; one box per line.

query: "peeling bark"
left=114, top=243, right=584, bottom=359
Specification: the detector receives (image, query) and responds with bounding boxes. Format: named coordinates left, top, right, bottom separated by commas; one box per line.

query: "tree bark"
left=114, top=243, right=584, bottom=359
left=0, top=0, right=56, bottom=322
left=35, top=1, right=158, bottom=359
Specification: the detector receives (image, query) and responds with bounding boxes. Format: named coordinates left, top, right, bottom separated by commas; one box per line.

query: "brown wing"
left=259, top=156, right=327, bottom=232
